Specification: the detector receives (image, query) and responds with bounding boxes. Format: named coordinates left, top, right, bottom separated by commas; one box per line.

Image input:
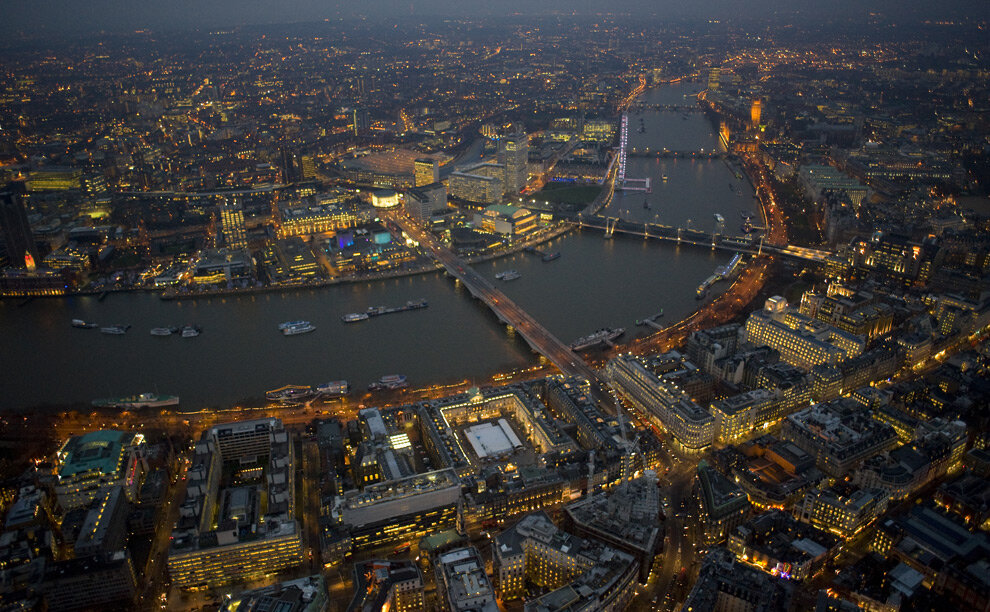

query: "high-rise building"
left=449, top=164, right=504, bottom=204
left=708, top=67, right=722, bottom=90
left=414, top=158, right=439, bottom=187
left=219, top=197, right=248, bottom=250
left=750, top=98, right=762, bottom=128
left=498, top=133, right=528, bottom=195
left=405, top=183, right=447, bottom=221
left=0, top=189, right=39, bottom=268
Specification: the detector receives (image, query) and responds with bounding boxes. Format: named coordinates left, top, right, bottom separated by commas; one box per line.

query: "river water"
left=0, top=82, right=756, bottom=410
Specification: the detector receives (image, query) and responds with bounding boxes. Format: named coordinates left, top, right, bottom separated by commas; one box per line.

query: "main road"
left=384, top=210, right=602, bottom=384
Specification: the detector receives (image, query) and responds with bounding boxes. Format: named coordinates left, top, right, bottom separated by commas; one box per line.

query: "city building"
left=492, top=512, right=638, bottom=611
left=347, top=560, right=423, bottom=612
left=727, top=435, right=824, bottom=510
left=277, top=198, right=372, bottom=237
left=0, top=189, right=39, bottom=268
left=682, top=547, right=794, bottom=612
left=371, top=189, right=400, bottom=209
left=498, top=133, right=529, bottom=195
left=564, top=475, right=661, bottom=582
left=167, top=418, right=304, bottom=588
left=53, top=430, right=146, bottom=511
left=449, top=163, right=504, bottom=205
left=222, top=575, right=327, bottom=612
left=189, top=247, right=254, bottom=286
left=334, top=469, right=462, bottom=552
left=405, top=183, right=447, bottom=221
left=219, top=197, right=248, bottom=250
left=38, top=552, right=138, bottom=611
left=727, top=510, right=838, bottom=581
left=800, top=484, right=888, bottom=538
left=743, top=297, right=866, bottom=371
left=414, top=157, right=440, bottom=187
left=695, top=462, right=751, bottom=545
left=606, top=354, right=715, bottom=453
left=472, top=204, right=537, bottom=236
left=434, top=546, right=498, bottom=612
left=74, top=485, right=129, bottom=558
left=781, top=399, right=898, bottom=477
left=710, top=389, right=778, bottom=444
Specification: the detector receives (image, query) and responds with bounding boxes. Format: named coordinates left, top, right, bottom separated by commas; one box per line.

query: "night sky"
left=0, top=0, right=985, bottom=35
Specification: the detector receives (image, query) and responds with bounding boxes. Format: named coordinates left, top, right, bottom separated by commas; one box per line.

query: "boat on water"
left=150, top=327, right=179, bottom=336
left=282, top=321, right=316, bottom=336
left=278, top=320, right=308, bottom=330
left=369, top=374, right=408, bottom=391
left=569, top=328, right=624, bottom=351
left=181, top=325, right=201, bottom=338
left=71, top=319, right=98, bottom=329
left=495, top=270, right=521, bottom=281
left=342, top=312, right=370, bottom=323
left=316, top=380, right=350, bottom=397
left=266, top=385, right=314, bottom=402
left=100, top=324, right=130, bottom=335
left=92, top=392, right=179, bottom=409
left=541, top=252, right=560, bottom=262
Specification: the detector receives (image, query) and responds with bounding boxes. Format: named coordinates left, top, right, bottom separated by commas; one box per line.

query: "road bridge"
left=384, top=211, right=603, bottom=383
left=627, top=103, right=704, bottom=113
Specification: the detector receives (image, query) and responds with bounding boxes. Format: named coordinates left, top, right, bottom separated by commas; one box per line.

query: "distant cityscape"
left=0, top=10, right=989, bottom=612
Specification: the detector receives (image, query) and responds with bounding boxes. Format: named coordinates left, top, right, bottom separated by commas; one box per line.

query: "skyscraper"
left=414, top=158, right=439, bottom=187
left=498, top=133, right=528, bottom=195
left=0, top=188, right=39, bottom=268
left=219, top=198, right=248, bottom=250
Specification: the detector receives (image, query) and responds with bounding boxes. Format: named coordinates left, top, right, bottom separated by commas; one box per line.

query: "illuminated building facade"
left=744, top=298, right=865, bottom=372
left=472, top=205, right=537, bottom=236
left=414, top=157, right=440, bottom=187
left=53, top=430, right=146, bottom=511
left=498, top=133, right=528, bottom=195
left=219, top=197, right=248, bottom=250
left=335, top=469, right=462, bottom=552
left=167, top=418, right=304, bottom=588
left=606, top=354, right=715, bottom=453
left=492, top=511, right=638, bottom=611
left=799, top=485, right=888, bottom=538
left=449, top=164, right=504, bottom=205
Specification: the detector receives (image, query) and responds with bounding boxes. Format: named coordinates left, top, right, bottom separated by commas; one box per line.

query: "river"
left=0, top=81, right=756, bottom=410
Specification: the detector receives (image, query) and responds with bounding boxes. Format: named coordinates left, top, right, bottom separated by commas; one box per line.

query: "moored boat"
left=369, top=374, right=408, bottom=391
left=342, top=312, right=370, bottom=323
left=266, top=385, right=314, bottom=402
left=72, top=319, right=98, bottom=329
left=569, top=327, right=624, bottom=351
left=316, top=380, right=350, bottom=397
left=281, top=321, right=315, bottom=335
left=92, top=392, right=179, bottom=408
left=181, top=325, right=201, bottom=337
left=100, top=324, right=130, bottom=335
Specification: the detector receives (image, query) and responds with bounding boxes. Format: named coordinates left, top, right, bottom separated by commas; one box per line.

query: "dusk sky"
left=0, top=0, right=985, bottom=36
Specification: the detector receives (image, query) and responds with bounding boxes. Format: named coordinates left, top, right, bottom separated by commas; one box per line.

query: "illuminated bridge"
left=570, top=214, right=833, bottom=262
left=385, top=212, right=603, bottom=383
left=626, top=103, right=704, bottom=113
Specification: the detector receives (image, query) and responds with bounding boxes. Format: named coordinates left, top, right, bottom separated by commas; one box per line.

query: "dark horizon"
left=0, top=0, right=986, bottom=37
